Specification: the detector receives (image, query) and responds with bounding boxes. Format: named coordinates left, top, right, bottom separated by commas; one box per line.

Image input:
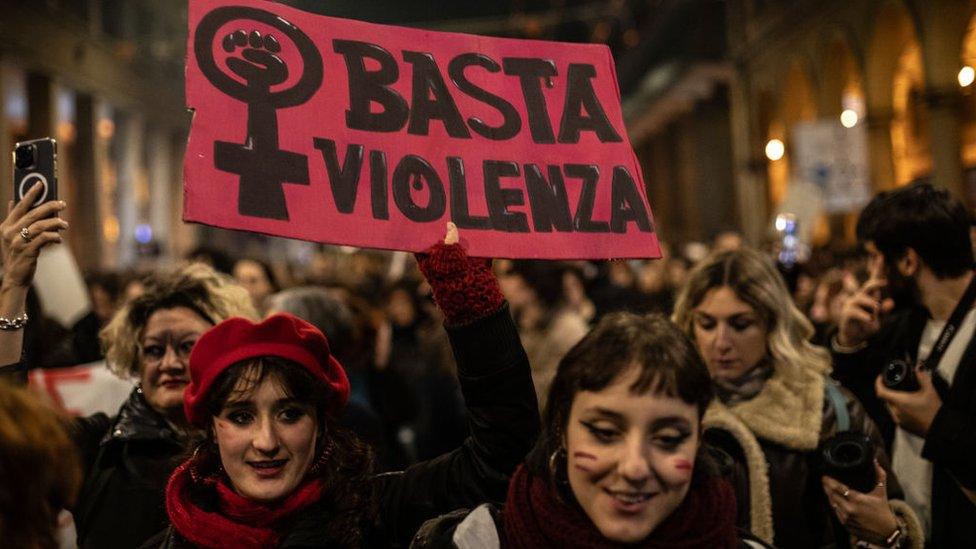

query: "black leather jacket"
left=703, top=375, right=921, bottom=548
left=69, top=386, right=189, bottom=549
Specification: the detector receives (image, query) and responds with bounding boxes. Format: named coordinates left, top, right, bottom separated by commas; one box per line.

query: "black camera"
left=14, top=143, right=35, bottom=169
left=819, top=431, right=878, bottom=494
left=882, top=358, right=920, bottom=392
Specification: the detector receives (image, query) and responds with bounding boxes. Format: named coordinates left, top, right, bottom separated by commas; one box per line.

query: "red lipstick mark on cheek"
left=673, top=458, right=693, bottom=477
left=572, top=451, right=597, bottom=473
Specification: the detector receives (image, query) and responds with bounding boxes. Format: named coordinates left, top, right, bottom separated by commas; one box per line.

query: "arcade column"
left=864, top=108, right=896, bottom=192
left=71, top=93, right=103, bottom=271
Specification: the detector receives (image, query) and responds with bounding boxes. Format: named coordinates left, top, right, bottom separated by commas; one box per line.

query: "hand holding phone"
left=12, top=138, right=58, bottom=210
left=3, top=138, right=67, bottom=291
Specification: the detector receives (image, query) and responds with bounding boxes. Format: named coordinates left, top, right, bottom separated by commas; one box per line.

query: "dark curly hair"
left=190, top=357, right=377, bottom=545
left=856, top=182, right=973, bottom=279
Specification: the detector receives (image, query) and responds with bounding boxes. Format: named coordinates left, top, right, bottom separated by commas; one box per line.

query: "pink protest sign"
left=184, top=0, right=661, bottom=259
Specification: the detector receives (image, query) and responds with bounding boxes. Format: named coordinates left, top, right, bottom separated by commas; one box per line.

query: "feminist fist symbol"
left=194, top=7, right=323, bottom=220
left=223, top=30, right=288, bottom=92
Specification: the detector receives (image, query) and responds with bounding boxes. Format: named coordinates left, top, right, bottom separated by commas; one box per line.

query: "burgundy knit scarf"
left=165, top=460, right=325, bottom=549
left=501, top=464, right=738, bottom=549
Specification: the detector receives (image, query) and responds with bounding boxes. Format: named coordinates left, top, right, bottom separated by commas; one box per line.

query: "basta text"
left=332, top=40, right=623, bottom=144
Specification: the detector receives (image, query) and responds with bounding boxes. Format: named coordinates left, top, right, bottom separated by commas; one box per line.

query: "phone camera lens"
left=14, top=144, right=36, bottom=169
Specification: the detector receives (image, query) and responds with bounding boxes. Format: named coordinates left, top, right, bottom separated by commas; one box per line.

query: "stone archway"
left=957, top=8, right=976, bottom=202
left=766, top=58, right=818, bottom=207
left=817, top=32, right=866, bottom=242
left=891, top=42, right=930, bottom=185
left=819, top=32, right=865, bottom=120
left=864, top=0, right=921, bottom=191
left=961, top=17, right=976, bottom=166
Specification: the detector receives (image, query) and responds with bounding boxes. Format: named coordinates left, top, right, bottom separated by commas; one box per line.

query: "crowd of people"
left=1, top=180, right=974, bottom=548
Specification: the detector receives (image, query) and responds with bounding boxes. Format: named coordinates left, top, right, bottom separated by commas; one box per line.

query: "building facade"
left=625, top=0, right=976, bottom=247
left=0, top=0, right=191, bottom=271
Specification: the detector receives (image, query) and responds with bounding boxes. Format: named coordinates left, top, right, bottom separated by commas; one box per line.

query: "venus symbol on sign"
left=193, top=6, right=324, bottom=220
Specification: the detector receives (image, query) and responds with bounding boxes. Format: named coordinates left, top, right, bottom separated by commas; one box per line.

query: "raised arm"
left=0, top=185, right=67, bottom=380
left=376, top=223, right=540, bottom=543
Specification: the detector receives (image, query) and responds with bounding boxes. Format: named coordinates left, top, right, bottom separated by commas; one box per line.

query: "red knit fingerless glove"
left=415, top=242, right=505, bottom=327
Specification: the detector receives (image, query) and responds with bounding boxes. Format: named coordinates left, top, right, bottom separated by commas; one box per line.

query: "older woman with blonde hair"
left=673, top=248, right=922, bottom=548
left=72, top=263, right=256, bottom=548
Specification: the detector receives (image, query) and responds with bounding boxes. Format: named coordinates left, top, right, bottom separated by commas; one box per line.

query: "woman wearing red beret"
left=144, top=224, right=540, bottom=548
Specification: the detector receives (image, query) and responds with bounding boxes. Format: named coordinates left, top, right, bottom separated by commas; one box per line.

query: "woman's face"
left=214, top=374, right=318, bottom=502
left=691, top=286, right=768, bottom=381
left=565, top=366, right=700, bottom=543
left=140, top=307, right=211, bottom=417
left=234, top=260, right=274, bottom=304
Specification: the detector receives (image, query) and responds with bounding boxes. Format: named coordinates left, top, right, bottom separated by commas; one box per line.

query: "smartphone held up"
left=12, top=138, right=58, bottom=209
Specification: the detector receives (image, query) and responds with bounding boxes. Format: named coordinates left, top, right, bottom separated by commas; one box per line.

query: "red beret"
left=183, top=313, right=350, bottom=427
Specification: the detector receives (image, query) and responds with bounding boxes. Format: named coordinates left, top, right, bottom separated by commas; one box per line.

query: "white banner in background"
left=28, top=361, right=135, bottom=549
left=33, top=244, right=90, bottom=327
left=791, top=120, right=870, bottom=213
left=28, top=361, right=134, bottom=417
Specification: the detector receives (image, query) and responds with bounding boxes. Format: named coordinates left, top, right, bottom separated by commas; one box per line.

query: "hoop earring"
left=306, top=438, right=335, bottom=477
left=548, top=447, right=568, bottom=486
left=189, top=441, right=223, bottom=485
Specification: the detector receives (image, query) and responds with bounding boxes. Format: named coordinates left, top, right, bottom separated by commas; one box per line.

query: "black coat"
left=69, top=387, right=188, bottom=549
left=0, top=354, right=187, bottom=549
left=144, top=305, right=539, bottom=548
left=67, top=382, right=406, bottom=549
left=831, top=306, right=976, bottom=547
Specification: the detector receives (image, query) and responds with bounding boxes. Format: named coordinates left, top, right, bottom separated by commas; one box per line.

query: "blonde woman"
left=673, top=249, right=922, bottom=548
left=71, top=264, right=257, bottom=548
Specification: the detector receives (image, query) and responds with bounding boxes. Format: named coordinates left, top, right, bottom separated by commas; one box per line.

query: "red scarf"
left=165, top=460, right=326, bottom=549
left=501, top=464, right=738, bottom=549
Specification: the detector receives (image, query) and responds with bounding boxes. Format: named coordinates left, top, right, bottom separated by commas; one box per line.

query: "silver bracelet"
left=0, top=312, right=28, bottom=330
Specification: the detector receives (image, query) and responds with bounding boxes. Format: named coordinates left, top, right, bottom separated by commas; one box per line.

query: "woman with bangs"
left=415, top=312, right=771, bottom=548
left=672, top=248, right=922, bottom=548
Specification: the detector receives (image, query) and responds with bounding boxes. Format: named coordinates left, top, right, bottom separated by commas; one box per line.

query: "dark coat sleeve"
left=375, top=304, right=540, bottom=545
left=66, top=413, right=113, bottom=477
left=0, top=356, right=28, bottom=385
left=922, top=390, right=976, bottom=489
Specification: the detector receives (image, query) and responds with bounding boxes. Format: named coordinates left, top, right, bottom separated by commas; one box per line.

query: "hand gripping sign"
left=185, top=0, right=661, bottom=259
